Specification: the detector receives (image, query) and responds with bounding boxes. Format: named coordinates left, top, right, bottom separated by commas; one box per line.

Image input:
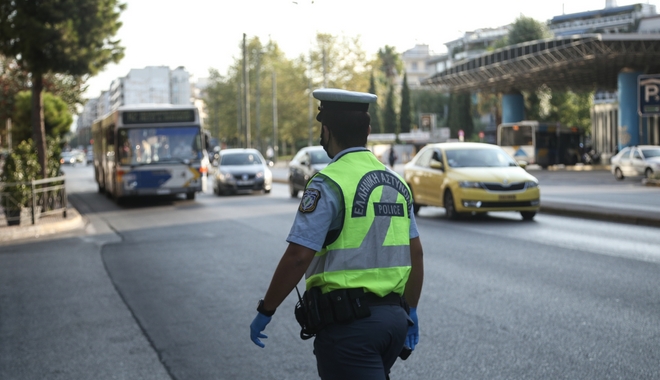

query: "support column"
left=617, top=70, right=642, bottom=150
left=502, top=92, right=525, bottom=124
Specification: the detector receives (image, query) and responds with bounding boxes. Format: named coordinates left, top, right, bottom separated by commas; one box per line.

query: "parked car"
left=60, top=150, right=85, bottom=165
left=610, top=145, right=660, bottom=180
left=403, top=142, right=540, bottom=221
left=288, top=145, right=332, bottom=197
left=212, top=148, right=272, bottom=195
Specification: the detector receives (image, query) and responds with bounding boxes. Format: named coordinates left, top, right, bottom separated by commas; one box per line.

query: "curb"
left=0, top=207, right=86, bottom=243
left=540, top=202, right=660, bottom=228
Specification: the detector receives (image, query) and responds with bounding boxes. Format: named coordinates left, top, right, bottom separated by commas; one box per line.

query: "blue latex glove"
left=250, top=312, right=272, bottom=348
left=406, top=307, right=419, bottom=350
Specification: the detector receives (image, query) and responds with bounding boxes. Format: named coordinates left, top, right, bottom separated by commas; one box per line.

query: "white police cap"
left=313, top=88, right=377, bottom=121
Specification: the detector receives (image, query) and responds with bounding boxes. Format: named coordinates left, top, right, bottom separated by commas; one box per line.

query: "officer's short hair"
left=322, top=110, right=370, bottom=147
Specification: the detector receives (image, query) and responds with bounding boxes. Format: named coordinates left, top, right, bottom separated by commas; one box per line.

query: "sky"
left=84, top=0, right=659, bottom=98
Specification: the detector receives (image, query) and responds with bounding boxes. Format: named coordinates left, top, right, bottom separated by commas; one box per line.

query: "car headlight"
left=525, top=181, right=539, bottom=188
left=217, top=171, right=234, bottom=181
left=459, top=181, right=482, bottom=189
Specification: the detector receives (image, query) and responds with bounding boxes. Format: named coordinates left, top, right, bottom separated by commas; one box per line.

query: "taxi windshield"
left=445, top=148, right=518, bottom=168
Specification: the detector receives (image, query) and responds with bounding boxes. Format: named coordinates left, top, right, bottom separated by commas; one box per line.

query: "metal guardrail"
left=0, top=175, right=67, bottom=226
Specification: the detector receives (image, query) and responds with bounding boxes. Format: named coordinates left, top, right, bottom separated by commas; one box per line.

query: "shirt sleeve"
left=286, top=176, right=341, bottom=252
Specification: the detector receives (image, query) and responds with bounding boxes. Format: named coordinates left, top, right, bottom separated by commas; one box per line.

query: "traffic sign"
left=638, top=74, right=660, bottom=116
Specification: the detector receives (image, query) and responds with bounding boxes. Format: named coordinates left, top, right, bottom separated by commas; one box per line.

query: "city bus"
left=497, top=121, right=584, bottom=168
left=92, top=104, right=209, bottom=203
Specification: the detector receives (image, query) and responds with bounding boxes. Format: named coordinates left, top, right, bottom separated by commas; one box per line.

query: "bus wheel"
left=614, top=168, right=624, bottom=180
left=444, top=191, right=459, bottom=220
left=186, top=192, right=195, bottom=200
left=521, top=211, right=536, bottom=221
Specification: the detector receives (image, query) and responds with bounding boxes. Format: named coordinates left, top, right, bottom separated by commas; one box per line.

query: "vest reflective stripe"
left=305, top=151, right=412, bottom=296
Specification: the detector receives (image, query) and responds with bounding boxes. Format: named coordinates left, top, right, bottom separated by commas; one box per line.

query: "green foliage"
left=399, top=73, right=412, bottom=133
left=368, top=72, right=382, bottom=133
left=0, top=0, right=125, bottom=76
left=0, top=0, right=125, bottom=178
left=383, top=86, right=397, bottom=134
left=204, top=33, right=372, bottom=153
left=508, top=15, right=551, bottom=45
left=447, top=93, right=474, bottom=138
left=0, top=55, right=86, bottom=129
left=12, top=91, right=73, bottom=144
left=377, top=46, right=402, bottom=85
left=0, top=140, right=40, bottom=209
left=411, top=89, right=450, bottom=124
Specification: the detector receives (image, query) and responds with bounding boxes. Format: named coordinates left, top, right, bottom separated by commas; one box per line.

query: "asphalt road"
left=1, top=165, right=659, bottom=379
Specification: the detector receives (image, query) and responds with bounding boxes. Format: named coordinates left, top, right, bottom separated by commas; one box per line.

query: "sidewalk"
left=0, top=205, right=85, bottom=243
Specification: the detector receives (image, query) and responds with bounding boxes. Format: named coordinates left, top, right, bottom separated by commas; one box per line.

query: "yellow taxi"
left=403, top=142, right=540, bottom=220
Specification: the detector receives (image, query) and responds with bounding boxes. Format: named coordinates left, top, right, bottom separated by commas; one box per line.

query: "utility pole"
left=308, top=78, right=313, bottom=147
left=272, top=70, right=278, bottom=161
left=242, top=33, right=251, bottom=148
left=255, top=50, right=262, bottom=153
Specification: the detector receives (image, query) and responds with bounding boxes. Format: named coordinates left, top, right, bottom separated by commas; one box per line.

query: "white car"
left=610, top=145, right=660, bottom=180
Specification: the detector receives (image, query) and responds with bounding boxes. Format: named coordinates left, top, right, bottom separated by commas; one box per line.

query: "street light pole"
left=272, top=70, right=278, bottom=161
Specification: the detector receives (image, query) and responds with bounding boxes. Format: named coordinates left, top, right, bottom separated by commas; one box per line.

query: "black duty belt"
left=364, top=292, right=403, bottom=307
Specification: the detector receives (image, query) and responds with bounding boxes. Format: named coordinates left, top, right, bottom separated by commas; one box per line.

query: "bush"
left=1, top=140, right=41, bottom=210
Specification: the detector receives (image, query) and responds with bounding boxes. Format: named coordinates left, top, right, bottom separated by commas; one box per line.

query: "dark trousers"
left=313, top=304, right=408, bottom=380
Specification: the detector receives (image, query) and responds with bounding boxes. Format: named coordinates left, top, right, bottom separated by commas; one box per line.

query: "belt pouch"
left=304, top=287, right=325, bottom=329
left=327, top=289, right=354, bottom=323
left=347, top=288, right=371, bottom=319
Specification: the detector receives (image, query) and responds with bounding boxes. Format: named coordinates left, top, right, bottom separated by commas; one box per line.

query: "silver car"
left=287, top=145, right=331, bottom=197
left=611, top=145, right=660, bottom=180
left=212, top=148, right=272, bottom=195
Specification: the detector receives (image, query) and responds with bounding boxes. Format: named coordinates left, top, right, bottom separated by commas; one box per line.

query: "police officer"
left=250, top=88, right=424, bottom=380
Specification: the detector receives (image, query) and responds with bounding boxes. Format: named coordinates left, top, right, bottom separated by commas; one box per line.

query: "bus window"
left=500, top=125, right=533, bottom=146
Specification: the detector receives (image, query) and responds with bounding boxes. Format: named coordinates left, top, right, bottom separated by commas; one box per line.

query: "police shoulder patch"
left=299, top=188, right=321, bottom=213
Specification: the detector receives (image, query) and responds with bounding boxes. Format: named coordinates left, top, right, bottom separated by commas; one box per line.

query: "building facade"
left=77, top=66, right=194, bottom=144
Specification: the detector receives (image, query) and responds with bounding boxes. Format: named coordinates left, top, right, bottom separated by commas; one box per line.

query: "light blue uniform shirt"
left=286, top=147, right=420, bottom=252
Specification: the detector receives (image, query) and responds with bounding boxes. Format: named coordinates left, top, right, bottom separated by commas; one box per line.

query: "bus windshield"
left=117, top=126, right=202, bottom=165
left=499, top=125, right=534, bottom=146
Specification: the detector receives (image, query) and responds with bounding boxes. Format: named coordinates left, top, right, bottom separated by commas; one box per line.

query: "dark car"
left=212, top=148, right=272, bottom=195
left=288, top=145, right=331, bottom=197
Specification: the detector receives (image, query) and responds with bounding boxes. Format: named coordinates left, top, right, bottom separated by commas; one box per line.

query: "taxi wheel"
left=645, top=168, right=653, bottom=179
left=444, top=191, right=459, bottom=220
left=614, top=167, right=624, bottom=180
left=521, top=211, right=536, bottom=221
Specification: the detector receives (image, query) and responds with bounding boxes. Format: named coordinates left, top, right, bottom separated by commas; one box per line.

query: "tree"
left=368, top=72, right=382, bottom=133
left=447, top=92, right=473, bottom=138
left=0, top=0, right=125, bottom=178
left=1, top=55, right=86, bottom=141
left=377, top=46, right=403, bottom=86
left=383, top=85, right=397, bottom=134
left=12, top=91, right=73, bottom=144
left=399, top=73, right=412, bottom=134
left=508, top=15, right=551, bottom=45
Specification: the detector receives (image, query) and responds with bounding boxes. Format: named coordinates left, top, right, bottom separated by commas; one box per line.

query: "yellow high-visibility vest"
left=305, top=151, right=413, bottom=296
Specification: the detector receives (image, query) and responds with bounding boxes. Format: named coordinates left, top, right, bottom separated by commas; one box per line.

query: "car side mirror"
left=301, top=159, right=310, bottom=166
left=430, top=160, right=444, bottom=170
left=517, top=160, right=528, bottom=169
